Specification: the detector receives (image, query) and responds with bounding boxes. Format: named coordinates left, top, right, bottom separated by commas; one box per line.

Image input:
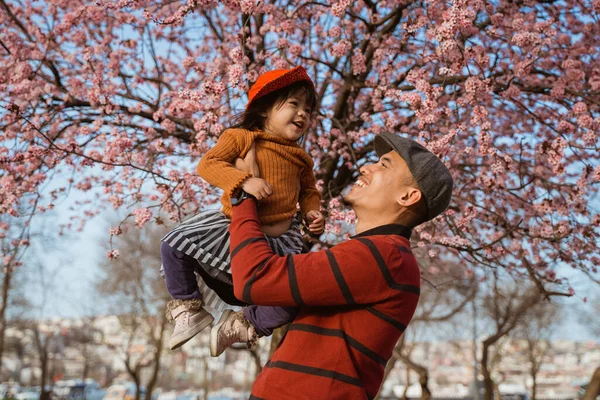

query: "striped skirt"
left=161, top=210, right=304, bottom=312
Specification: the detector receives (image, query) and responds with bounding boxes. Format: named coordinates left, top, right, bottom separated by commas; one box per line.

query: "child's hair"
left=228, top=81, right=318, bottom=132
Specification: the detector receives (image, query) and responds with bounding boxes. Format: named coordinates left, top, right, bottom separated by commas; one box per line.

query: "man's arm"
left=229, top=199, right=420, bottom=307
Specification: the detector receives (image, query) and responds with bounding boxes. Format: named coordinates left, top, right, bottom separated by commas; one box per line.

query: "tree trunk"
left=419, top=370, right=431, bottom=400
left=133, top=373, right=141, bottom=400
left=531, top=364, right=537, bottom=400
left=124, top=358, right=142, bottom=400
left=471, top=300, right=480, bottom=400
left=39, top=348, right=49, bottom=400
left=481, top=341, right=494, bottom=400
left=402, top=367, right=410, bottom=400
left=32, top=326, right=51, bottom=400
left=402, top=367, right=411, bottom=400
left=82, top=350, right=90, bottom=381
left=145, top=313, right=168, bottom=400
left=202, top=358, right=209, bottom=400
left=0, top=264, right=13, bottom=374
left=394, top=350, right=431, bottom=400
left=583, top=366, right=600, bottom=400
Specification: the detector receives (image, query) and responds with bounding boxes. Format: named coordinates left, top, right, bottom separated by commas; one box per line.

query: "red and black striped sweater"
left=230, top=199, right=421, bottom=400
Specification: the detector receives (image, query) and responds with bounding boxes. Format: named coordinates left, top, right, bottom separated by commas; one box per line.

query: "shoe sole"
left=169, top=312, right=214, bottom=350
left=210, top=309, right=232, bottom=357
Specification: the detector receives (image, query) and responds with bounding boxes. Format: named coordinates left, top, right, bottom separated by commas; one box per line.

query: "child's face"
left=263, top=92, right=312, bottom=141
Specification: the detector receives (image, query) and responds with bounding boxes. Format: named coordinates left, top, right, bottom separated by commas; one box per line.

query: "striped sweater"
left=229, top=199, right=421, bottom=399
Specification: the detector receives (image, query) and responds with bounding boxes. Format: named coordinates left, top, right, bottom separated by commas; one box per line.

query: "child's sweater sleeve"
left=299, top=162, right=322, bottom=215
left=197, top=129, right=253, bottom=198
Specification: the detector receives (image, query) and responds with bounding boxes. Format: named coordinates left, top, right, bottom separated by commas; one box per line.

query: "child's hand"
left=234, top=142, right=260, bottom=178
left=305, top=210, right=325, bottom=235
left=241, top=177, right=273, bottom=200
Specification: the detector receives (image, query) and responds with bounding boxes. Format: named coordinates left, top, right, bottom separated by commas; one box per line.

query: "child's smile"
left=263, top=93, right=312, bottom=141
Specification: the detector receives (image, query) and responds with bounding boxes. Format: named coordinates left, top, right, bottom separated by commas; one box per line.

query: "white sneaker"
left=210, top=310, right=256, bottom=357
left=167, top=299, right=214, bottom=350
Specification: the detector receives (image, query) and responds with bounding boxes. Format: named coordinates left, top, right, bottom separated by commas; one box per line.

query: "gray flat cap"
left=374, top=132, right=453, bottom=221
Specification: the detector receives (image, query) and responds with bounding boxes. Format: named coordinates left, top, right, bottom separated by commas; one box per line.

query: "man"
left=227, top=132, right=453, bottom=399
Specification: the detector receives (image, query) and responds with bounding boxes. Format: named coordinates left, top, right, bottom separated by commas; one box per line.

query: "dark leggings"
left=161, top=242, right=298, bottom=336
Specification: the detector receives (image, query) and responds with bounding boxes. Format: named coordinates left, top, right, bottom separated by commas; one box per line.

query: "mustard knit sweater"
left=197, top=128, right=321, bottom=224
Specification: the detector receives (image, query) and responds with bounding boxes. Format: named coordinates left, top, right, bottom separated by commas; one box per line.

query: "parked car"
left=0, top=382, right=22, bottom=400
left=54, top=380, right=105, bottom=400
left=103, top=383, right=145, bottom=400
left=15, top=388, right=40, bottom=400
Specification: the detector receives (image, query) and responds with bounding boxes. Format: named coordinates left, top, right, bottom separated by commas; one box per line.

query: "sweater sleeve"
left=298, top=165, right=322, bottom=215
left=197, top=129, right=253, bottom=198
left=229, top=199, right=420, bottom=307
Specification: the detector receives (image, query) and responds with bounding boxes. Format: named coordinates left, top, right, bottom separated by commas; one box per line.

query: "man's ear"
left=397, top=187, right=422, bottom=207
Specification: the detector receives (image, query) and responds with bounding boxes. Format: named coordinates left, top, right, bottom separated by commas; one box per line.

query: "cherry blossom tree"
left=513, top=300, right=561, bottom=400
left=1, top=0, right=599, bottom=299
left=377, top=259, right=477, bottom=400
left=96, top=219, right=169, bottom=400
left=479, top=276, right=550, bottom=400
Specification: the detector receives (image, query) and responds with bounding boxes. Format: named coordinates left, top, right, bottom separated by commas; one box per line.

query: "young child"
left=160, top=66, right=325, bottom=356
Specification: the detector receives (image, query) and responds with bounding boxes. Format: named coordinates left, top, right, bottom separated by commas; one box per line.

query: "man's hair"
left=227, top=81, right=317, bottom=132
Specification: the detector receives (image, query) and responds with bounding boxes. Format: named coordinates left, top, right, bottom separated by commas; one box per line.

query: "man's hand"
left=305, top=210, right=325, bottom=235
left=241, top=177, right=273, bottom=200
left=234, top=142, right=260, bottom=178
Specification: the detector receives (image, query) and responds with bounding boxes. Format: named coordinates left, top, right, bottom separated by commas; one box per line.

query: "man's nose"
left=359, top=164, right=372, bottom=175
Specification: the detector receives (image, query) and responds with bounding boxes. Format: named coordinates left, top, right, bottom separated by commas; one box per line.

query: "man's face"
left=344, top=150, right=419, bottom=214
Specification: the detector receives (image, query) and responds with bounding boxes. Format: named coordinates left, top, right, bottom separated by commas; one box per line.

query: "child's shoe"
left=167, top=299, right=214, bottom=350
left=210, top=310, right=257, bottom=357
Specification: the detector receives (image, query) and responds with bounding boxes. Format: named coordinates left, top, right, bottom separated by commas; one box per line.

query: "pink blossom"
left=182, top=56, right=195, bottom=69
left=133, top=207, right=153, bottom=228
left=228, top=47, right=243, bottom=60
left=330, top=40, right=351, bottom=57
left=328, top=26, right=342, bottom=38
left=287, top=44, right=302, bottom=57
left=227, top=64, right=244, bottom=87
left=464, top=77, right=487, bottom=94
left=106, top=249, right=120, bottom=260
left=351, top=49, right=367, bottom=75
left=557, top=120, right=574, bottom=132
left=551, top=81, right=566, bottom=97
left=239, top=0, right=258, bottom=14
left=330, top=0, right=352, bottom=18
left=593, top=166, right=600, bottom=182
left=108, top=195, right=123, bottom=209
left=572, top=102, right=588, bottom=115
left=512, top=32, right=540, bottom=47
left=577, top=115, right=593, bottom=129
left=545, top=270, right=556, bottom=281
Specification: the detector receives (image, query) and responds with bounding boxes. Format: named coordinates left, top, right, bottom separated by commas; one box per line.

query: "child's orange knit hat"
left=247, top=66, right=314, bottom=108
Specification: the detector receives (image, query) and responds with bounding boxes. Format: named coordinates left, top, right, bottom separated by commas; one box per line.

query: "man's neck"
left=355, top=213, right=404, bottom=235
